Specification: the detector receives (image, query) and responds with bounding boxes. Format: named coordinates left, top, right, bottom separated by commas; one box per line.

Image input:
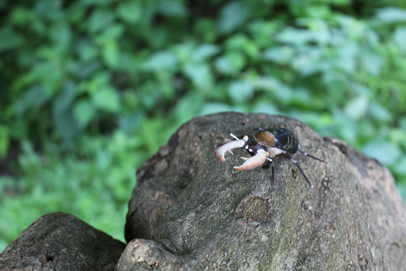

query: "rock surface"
left=0, top=212, right=125, bottom=271
left=122, top=112, right=406, bottom=270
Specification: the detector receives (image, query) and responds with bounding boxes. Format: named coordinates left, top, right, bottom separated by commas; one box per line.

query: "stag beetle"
left=214, top=128, right=325, bottom=191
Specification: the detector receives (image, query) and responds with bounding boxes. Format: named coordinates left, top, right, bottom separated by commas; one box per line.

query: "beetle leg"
left=298, top=145, right=325, bottom=163
left=214, top=135, right=245, bottom=162
left=284, top=152, right=318, bottom=192
left=234, top=149, right=267, bottom=171
left=266, top=158, right=275, bottom=189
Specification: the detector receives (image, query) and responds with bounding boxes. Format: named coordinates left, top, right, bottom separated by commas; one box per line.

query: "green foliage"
left=1, top=0, right=406, bottom=251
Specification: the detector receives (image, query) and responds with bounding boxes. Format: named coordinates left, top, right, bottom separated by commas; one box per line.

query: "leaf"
left=199, top=102, right=235, bottom=116
left=368, top=101, right=391, bottom=122
left=89, top=9, right=115, bottom=32
left=0, top=26, right=24, bottom=52
left=156, top=0, right=187, bottom=17
left=228, top=81, right=254, bottom=103
left=52, top=82, right=81, bottom=139
left=0, top=125, right=10, bottom=157
left=118, top=114, right=143, bottom=134
left=394, top=27, right=406, bottom=52
left=392, top=157, right=406, bottom=176
left=117, top=1, right=141, bottom=24
left=73, top=99, right=96, bottom=127
left=252, top=102, right=279, bottom=115
left=215, top=52, right=245, bottom=75
left=192, top=44, right=220, bottom=61
left=376, top=7, right=406, bottom=23
left=91, top=88, right=120, bottom=113
left=263, top=46, right=294, bottom=64
left=362, top=140, right=401, bottom=166
left=102, top=40, right=119, bottom=68
left=218, top=1, right=252, bottom=34
left=344, top=95, right=369, bottom=120
left=142, top=51, right=177, bottom=71
left=276, top=28, right=314, bottom=44
left=184, top=63, right=212, bottom=89
left=361, top=51, right=382, bottom=75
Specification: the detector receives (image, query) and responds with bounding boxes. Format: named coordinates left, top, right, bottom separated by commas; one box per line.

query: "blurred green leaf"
left=361, top=51, right=382, bottom=75
left=344, top=95, right=369, bottom=120
left=118, top=114, right=143, bottom=134
left=376, top=7, right=406, bottom=23
left=199, top=102, right=235, bottom=116
left=263, top=46, right=294, bottom=64
left=73, top=99, right=96, bottom=127
left=91, top=88, right=120, bottom=113
left=0, top=125, right=10, bottom=157
left=89, top=9, right=115, bottom=32
left=363, top=140, right=401, bottom=166
left=218, top=1, right=252, bottom=34
left=228, top=81, right=254, bottom=103
left=276, top=28, right=314, bottom=44
left=117, top=1, right=141, bottom=24
left=368, top=101, right=391, bottom=122
left=102, top=41, right=119, bottom=68
left=0, top=27, right=24, bottom=52
left=215, top=52, right=245, bottom=75
left=252, top=102, right=279, bottom=115
left=394, top=27, right=406, bottom=52
left=392, top=157, right=406, bottom=176
left=184, top=63, right=212, bottom=89
left=52, top=82, right=81, bottom=139
left=192, top=44, right=220, bottom=61
left=156, top=0, right=187, bottom=17
left=143, top=51, right=177, bottom=71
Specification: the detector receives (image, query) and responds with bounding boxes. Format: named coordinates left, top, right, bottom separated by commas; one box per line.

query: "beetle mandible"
left=214, top=128, right=325, bottom=191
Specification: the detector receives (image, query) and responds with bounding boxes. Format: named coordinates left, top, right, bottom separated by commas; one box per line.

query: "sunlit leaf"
left=344, top=95, right=369, bottom=120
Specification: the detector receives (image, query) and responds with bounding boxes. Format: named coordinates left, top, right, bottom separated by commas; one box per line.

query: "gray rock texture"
left=122, top=112, right=406, bottom=270
left=0, top=212, right=125, bottom=271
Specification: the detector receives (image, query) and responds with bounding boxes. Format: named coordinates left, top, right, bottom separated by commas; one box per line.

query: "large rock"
left=0, top=212, right=125, bottom=270
left=122, top=112, right=406, bottom=270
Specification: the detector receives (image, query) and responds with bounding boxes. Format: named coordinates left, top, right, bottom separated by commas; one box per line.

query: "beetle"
left=214, top=128, right=325, bottom=192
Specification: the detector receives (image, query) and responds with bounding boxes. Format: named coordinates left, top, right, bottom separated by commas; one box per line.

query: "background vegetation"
left=1, top=0, right=405, bottom=251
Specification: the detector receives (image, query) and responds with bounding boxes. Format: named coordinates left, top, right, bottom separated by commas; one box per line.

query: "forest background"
left=1, top=0, right=406, bottom=251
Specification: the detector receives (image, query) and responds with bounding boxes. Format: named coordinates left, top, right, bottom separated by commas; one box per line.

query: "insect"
left=214, top=128, right=325, bottom=192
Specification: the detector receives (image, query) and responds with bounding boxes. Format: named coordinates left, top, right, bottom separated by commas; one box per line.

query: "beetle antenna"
left=283, top=153, right=318, bottom=192
left=298, top=145, right=325, bottom=163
